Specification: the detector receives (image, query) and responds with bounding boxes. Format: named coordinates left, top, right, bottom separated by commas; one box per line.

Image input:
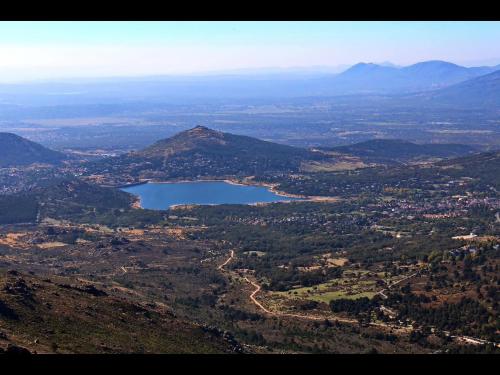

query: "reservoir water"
left=120, top=181, right=303, bottom=210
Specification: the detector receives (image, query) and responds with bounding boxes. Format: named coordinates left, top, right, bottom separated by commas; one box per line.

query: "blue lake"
left=120, top=181, right=303, bottom=210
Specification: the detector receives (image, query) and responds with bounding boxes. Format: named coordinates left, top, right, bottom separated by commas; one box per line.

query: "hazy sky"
left=1, top=21, right=500, bottom=82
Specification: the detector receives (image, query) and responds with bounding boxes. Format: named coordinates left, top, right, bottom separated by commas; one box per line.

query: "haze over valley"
left=0, top=21, right=499, bottom=355
left=1, top=59, right=499, bottom=157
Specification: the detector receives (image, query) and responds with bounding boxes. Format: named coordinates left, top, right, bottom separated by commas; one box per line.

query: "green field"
left=274, top=278, right=377, bottom=303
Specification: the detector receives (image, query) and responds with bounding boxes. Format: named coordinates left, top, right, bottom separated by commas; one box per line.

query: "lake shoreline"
left=122, top=177, right=339, bottom=209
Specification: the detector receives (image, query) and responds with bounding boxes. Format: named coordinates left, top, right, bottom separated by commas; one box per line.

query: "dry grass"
left=37, top=241, right=68, bottom=249
left=326, top=257, right=349, bottom=267
left=0, top=232, right=29, bottom=248
left=301, top=160, right=367, bottom=172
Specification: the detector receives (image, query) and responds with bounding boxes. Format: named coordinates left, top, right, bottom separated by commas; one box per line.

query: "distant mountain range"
left=327, top=60, right=500, bottom=94
left=0, top=60, right=498, bottom=106
left=0, top=133, right=67, bottom=167
left=325, top=139, right=478, bottom=164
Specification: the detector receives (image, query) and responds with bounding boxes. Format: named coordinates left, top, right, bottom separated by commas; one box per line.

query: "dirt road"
left=242, top=275, right=357, bottom=322
left=216, top=250, right=498, bottom=347
left=218, top=250, right=356, bottom=322
left=377, top=272, right=419, bottom=299
left=218, top=250, right=234, bottom=271
left=243, top=276, right=276, bottom=315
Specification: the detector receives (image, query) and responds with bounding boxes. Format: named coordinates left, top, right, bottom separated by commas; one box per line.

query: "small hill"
left=87, top=126, right=327, bottom=183
left=436, top=150, right=500, bottom=188
left=0, top=133, right=66, bottom=167
left=139, top=125, right=313, bottom=160
left=0, top=171, right=134, bottom=224
left=327, top=139, right=477, bottom=164
left=36, top=177, right=134, bottom=219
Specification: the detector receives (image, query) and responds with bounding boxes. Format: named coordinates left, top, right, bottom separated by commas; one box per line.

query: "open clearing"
left=37, top=241, right=68, bottom=249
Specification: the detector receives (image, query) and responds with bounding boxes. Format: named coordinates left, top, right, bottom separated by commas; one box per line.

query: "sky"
left=0, top=21, right=500, bottom=82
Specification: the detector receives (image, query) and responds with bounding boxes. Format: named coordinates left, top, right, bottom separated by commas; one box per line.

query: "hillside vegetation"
left=326, top=139, right=477, bottom=164
left=0, top=133, right=66, bottom=167
left=84, top=126, right=329, bottom=185
left=0, top=271, right=236, bottom=353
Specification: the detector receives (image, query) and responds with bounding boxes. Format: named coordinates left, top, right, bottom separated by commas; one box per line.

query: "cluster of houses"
left=448, top=244, right=480, bottom=257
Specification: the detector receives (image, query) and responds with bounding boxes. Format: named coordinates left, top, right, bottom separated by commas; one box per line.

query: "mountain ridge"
left=0, top=133, right=67, bottom=167
left=325, top=139, right=478, bottom=163
left=416, top=69, right=500, bottom=107
left=330, top=60, right=500, bottom=94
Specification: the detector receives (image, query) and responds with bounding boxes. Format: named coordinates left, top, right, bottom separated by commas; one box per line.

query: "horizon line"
left=2, top=59, right=500, bottom=85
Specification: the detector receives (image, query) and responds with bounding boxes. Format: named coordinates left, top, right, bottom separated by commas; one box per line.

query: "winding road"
left=243, top=276, right=276, bottom=316
left=218, top=250, right=356, bottom=323
left=217, top=250, right=499, bottom=347
left=217, top=249, right=235, bottom=270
